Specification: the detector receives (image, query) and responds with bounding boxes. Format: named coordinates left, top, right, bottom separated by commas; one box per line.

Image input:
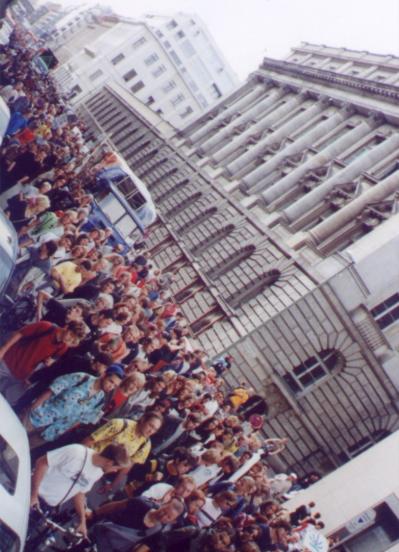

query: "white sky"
left=55, top=0, right=399, bottom=80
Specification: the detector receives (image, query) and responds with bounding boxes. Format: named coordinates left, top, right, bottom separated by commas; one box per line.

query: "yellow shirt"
left=53, top=261, right=82, bottom=293
left=89, top=418, right=151, bottom=464
left=229, top=388, right=249, bottom=408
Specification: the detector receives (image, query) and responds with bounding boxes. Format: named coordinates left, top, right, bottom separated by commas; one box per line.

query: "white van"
left=0, top=208, right=18, bottom=297
left=0, top=394, right=31, bottom=551
left=0, top=96, right=10, bottom=145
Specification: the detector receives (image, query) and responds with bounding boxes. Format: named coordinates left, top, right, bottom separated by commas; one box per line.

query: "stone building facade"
left=77, top=43, right=399, bottom=475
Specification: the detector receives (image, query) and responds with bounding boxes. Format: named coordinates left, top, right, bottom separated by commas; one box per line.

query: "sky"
left=53, top=0, right=399, bottom=80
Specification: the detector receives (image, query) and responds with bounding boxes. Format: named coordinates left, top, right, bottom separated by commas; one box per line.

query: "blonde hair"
left=28, top=194, right=50, bottom=216
left=121, top=373, right=146, bottom=391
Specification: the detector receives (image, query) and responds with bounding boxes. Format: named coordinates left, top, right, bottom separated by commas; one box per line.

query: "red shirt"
left=4, top=321, right=68, bottom=380
left=105, top=388, right=128, bottom=414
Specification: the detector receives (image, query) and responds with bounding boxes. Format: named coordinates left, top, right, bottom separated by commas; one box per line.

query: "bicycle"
left=26, top=505, right=96, bottom=552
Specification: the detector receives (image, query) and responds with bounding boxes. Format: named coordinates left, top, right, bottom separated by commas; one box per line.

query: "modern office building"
left=49, top=10, right=238, bottom=128
left=76, top=43, right=399, bottom=476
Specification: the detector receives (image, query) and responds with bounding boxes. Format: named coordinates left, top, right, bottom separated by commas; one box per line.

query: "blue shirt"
left=30, top=372, right=105, bottom=441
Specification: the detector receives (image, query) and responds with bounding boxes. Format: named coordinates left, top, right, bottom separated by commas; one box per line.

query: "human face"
left=175, top=460, right=191, bottom=476
left=62, top=330, right=80, bottom=348
left=125, top=381, right=140, bottom=395
left=187, top=498, right=205, bottom=514
left=102, top=374, right=121, bottom=393
left=59, top=236, right=72, bottom=250
left=92, top=361, right=107, bottom=376
left=95, top=297, right=107, bottom=311
left=175, top=480, right=195, bottom=499
left=239, top=526, right=259, bottom=543
left=66, top=305, right=83, bottom=322
left=210, top=531, right=232, bottom=551
left=102, top=282, right=114, bottom=294
left=97, top=316, right=113, bottom=328
left=138, top=417, right=162, bottom=439
left=157, top=503, right=181, bottom=524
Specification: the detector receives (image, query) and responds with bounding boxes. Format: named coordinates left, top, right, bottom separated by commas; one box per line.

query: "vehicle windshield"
left=0, top=435, right=19, bottom=495
left=0, top=246, right=14, bottom=295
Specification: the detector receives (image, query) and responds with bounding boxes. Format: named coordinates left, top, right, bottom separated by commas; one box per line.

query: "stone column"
left=283, top=123, right=399, bottom=223
left=241, top=105, right=346, bottom=193
left=188, top=83, right=265, bottom=144
left=308, top=168, right=399, bottom=245
left=227, top=95, right=324, bottom=178
left=261, top=115, right=371, bottom=205
left=204, top=86, right=286, bottom=161
left=197, top=86, right=275, bottom=155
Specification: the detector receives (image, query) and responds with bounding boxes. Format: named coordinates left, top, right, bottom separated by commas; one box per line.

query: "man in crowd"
left=30, top=443, right=130, bottom=538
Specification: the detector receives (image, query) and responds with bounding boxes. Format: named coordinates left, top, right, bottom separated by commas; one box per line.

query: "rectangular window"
left=210, top=83, right=222, bottom=99
left=132, top=36, right=146, bottom=49
left=89, top=69, right=103, bottom=81
left=131, top=81, right=145, bottom=94
left=144, top=53, right=159, bottom=66
left=166, top=19, right=177, bottom=30
left=163, top=40, right=171, bottom=48
left=176, top=30, right=185, bottom=39
left=123, top=69, right=138, bottom=82
left=162, top=80, right=177, bottom=93
left=180, top=106, right=194, bottom=119
left=146, top=96, right=155, bottom=106
left=152, top=64, right=167, bottom=78
left=111, top=53, right=125, bottom=65
left=371, top=293, right=399, bottom=330
left=171, top=93, right=185, bottom=107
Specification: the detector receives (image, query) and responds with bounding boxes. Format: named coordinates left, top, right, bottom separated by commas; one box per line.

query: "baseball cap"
left=106, top=364, right=125, bottom=379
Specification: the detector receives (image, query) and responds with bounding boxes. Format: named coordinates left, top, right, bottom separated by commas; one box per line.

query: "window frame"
left=111, top=53, right=125, bottom=65
left=371, top=292, right=399, bottom=330
left=282, top=349, right=343, bottom=396
left=123, top=68, right=138, bottom=82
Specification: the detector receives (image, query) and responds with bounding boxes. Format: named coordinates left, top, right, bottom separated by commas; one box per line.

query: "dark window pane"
left=0, top=520, right=20, bottom=552
left=283, top=373, right=301, bottom=393
left=0, top=435, right=19, bottom=494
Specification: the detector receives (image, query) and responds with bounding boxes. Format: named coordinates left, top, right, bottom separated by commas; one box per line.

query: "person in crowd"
left=0, top=319, right=87, bottom=401
left=89, top=496, right=185, bottom=551
left=23, top=366, right=124, bottom=446
left=82, top=411, right=164, bottom=493
left=30, top=443, right=130, bottom=538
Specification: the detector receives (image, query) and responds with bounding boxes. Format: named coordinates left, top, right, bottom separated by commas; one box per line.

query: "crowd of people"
left=0, top=23, right=330, bottom=552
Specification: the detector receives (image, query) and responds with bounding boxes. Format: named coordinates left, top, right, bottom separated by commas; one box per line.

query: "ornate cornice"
left=257, top=58, right=399, bottom=103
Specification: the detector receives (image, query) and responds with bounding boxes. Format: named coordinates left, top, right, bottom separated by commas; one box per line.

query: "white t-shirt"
left=39, top=445, right=103, bottom=506
left=142, top=483, right=172, bottom=501
left=197, top=497, right=222, bottom=528
left=189, top=464, right=221, bottom=487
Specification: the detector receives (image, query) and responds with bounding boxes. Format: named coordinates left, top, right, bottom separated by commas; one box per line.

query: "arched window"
left=164, top=191, right=202, bottom=217
left=176, top=207, right=218, bottom=234
left=227, top=269, right=280, bottom=308
left=156, top=178, right=190, bottom=203
left=206, top=245, right=256, bottom=280
left=283, top=349, right=344, bottom=394
left=191, top=224, right=235, bottom=256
